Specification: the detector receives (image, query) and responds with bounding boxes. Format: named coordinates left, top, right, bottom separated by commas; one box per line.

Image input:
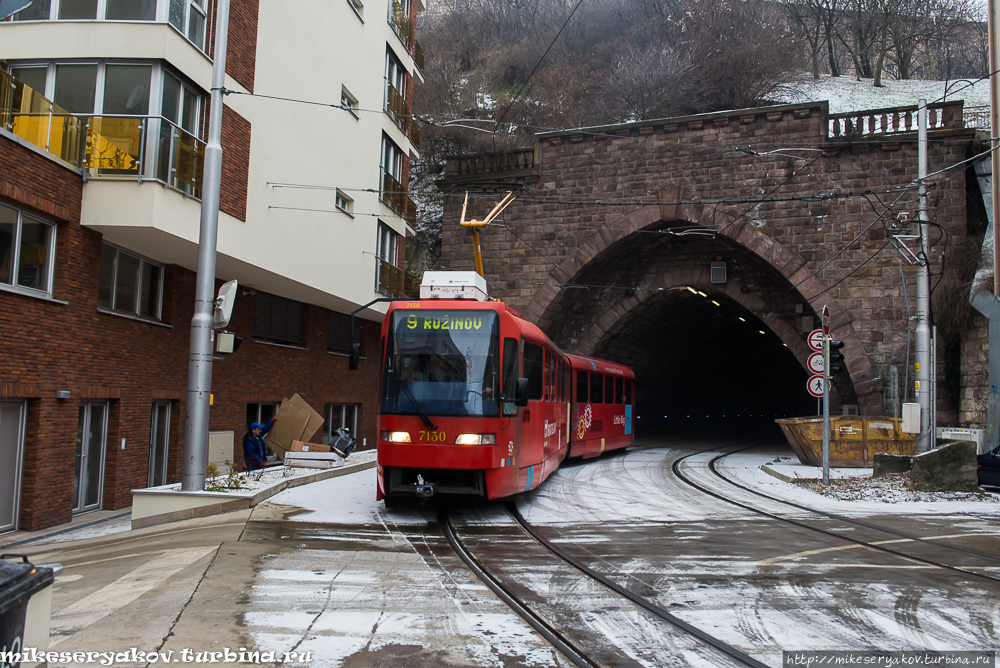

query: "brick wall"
left=207, top=0, right=259, bottom=92
left=220, top=104, right=251, bottom=222
left=1, top=135, right=382, bottom=532
left=439, top=102, right=977, bottom=419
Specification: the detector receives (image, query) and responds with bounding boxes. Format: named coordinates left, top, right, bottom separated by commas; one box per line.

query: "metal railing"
left=964, top=105, right=990, bottom=130
left=828, top=101, right=965, bottom=139
left=1, top=70, right=204, bottom=196
left=380, top=168, right=416, bottom=225
left=375, top=256, right=420, bottom=298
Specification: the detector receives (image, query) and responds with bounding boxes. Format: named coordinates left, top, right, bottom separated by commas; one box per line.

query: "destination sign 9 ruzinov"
left=405, top=313, right=486, bottom=331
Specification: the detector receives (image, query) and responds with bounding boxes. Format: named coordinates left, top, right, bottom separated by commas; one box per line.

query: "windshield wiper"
left=398, top=379, right=437, bottom=430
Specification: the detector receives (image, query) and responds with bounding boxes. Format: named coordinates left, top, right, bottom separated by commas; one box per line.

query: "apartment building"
left=0, top=0, right=424, bottom=532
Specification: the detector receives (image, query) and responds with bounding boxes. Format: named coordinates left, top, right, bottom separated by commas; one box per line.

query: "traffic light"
left=828, top=340, right=845, bottom=376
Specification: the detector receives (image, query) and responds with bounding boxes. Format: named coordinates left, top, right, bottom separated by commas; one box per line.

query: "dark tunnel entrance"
left=592, top=287, right=818, bottom=439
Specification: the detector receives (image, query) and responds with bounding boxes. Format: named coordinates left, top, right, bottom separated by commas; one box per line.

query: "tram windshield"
left=382, top=310, right=501, bottom=418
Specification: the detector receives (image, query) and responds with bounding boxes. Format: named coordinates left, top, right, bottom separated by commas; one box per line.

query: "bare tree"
left=784, top=0, right=844, bottom=78
left=601, top=45, right=699, bottom=120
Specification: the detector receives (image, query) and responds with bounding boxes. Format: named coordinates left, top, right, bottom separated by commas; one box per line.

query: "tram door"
left=0, top=401, right=26, bottom=533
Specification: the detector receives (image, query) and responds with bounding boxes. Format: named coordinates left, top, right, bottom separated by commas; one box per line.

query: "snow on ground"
left=717, top=453, right=1000, bottom=516
left=775, top=73, right=990, bottom=114
left=265, top=447, right=1000, bottom=525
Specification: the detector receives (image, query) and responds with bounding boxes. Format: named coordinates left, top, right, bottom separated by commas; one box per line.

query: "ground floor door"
left=0, top=401, right=26, bottom=533
left=148, top=402, right=171, bottom=487
left=74, top=402, right=108, bottom=513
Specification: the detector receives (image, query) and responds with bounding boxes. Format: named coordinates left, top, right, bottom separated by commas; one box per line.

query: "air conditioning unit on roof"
left=420, top=271, right=488, bottom=301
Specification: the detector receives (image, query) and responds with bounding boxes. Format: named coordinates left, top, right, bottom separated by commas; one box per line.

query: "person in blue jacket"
left=243, top=417, right=276, bottom=471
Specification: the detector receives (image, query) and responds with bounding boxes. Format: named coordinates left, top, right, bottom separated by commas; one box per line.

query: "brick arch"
left=523, top=187, right=882, bottom=415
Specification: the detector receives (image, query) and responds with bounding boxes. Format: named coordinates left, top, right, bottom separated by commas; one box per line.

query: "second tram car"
left=375, top=279, right=635, bottom=504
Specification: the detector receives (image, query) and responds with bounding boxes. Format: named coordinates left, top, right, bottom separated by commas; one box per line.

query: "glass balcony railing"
left=1, top=71, right=204, bottom=197
left=380, top=169, right=416, bottom=225
left=385, top=81, right=419, bottom=148
left=375, top=257, right=420, bottom=298
left=1, top=69, right=87, bottom=167
left=388, top=0, right=415, bottom=49
left=385, top=82, right=410, bottom=130
left=414, top=41, right=425, bottom=73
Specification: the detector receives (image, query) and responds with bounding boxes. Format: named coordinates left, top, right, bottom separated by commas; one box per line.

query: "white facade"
left=1, top=0, right=422, bottom=317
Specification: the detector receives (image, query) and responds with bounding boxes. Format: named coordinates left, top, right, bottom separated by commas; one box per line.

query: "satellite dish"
left=214, top=279, right=238, bottom=330
left=0, top=0, right=32, bottom=21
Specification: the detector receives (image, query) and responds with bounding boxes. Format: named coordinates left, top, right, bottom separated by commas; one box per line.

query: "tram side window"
left=615, top=376, right=624, bottom=404
left=502, top=337, right=519, bottom=416
left=624, top=378, right=633, bottom=405
left=524, top=342, right=544, bottom=401
left=543, top=349, right=552, bottom=401
left=590, top=372, right=603, bottom=404
left=576, top=370, right=587, bottom=404
left=605, top=375, right=614, bottom=405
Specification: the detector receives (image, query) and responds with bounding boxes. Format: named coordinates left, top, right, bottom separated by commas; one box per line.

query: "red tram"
left=375, top=277, right=635, bottom=504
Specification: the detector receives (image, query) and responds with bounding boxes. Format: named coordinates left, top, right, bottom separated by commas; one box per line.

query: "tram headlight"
left=454, top=433, right=495, bottom=445
left=381, top=430, right=411, bottom=443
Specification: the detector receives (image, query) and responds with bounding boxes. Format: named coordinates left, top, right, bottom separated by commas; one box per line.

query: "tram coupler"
left=414, top=483, right=435, bottom=498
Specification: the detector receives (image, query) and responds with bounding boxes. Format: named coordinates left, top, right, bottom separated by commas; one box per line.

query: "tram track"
left=671, top=446, right=1000, bottom=586
left=440, top=504, right=770, bottom=668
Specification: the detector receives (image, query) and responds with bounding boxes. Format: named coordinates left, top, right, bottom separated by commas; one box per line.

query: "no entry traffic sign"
left=807, top=375, right=827, bottom=397
left=807, top=329, right=824, bottom=352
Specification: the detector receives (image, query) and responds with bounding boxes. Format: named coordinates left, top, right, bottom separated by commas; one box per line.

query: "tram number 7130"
left=419, top=430, right=448, bottom=443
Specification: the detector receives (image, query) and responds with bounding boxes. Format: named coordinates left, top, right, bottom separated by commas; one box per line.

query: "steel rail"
left=506, top=503, right=771, bottom=668
left=438, top=507, right=602, bottom=668
left=671, top=450, right=1000, bottom=586
left=708, top=449, right=1000, bottom=566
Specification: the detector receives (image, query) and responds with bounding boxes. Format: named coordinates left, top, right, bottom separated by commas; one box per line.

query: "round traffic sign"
left=807, top=329, right=824, bottom=352
left=807, top=352, right=824, bottom=375
left=807, top=375, right=827, bottom=397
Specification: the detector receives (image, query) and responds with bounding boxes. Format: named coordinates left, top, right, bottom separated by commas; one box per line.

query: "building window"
left=323, top=403, right=358, bottom=444
left=246, top=402, right=278, bottom=431
left=376, top=221, right=399, bottom=266
left=98, top=242, right=164, bottom=319
left=381, top=134, right=403, bottom=182
left=328, top=311, right=365, bottom=355
left=341, top=86, right=358, bottom=118
left=14, top=0, right=208, bottom=51
left=0, top=202, right=55, bottom=295
left=335, top=189, right=353, bottom=216
left=253, top=291, right=306, bottom=347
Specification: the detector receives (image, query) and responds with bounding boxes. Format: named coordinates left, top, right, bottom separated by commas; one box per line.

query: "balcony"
left=380, top=169, right=416, bottom=225
left=388, top=0, right=415, bottom=50
left=0, top=70, right=204, bottom=196
left=414, top=41, right=425, bottom=73
left=385, top=81, right=420, bottom=148
left=375, top=257, right=420, bottom=298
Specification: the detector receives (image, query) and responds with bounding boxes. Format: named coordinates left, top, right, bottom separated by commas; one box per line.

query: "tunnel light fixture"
left=697, top=291, right=708, bottom=297
left=711, top=300, right=720, bottom=306
left=686, top=286, right=698, bottom=294
left=738, top=317, right=746, bottom=322
left=759, top=330, right=766, bottom=335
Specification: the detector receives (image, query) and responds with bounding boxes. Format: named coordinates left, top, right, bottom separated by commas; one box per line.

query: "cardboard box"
left=290, top=440, right=330, bottom=453
left=264, top=395, right=325, bottom=461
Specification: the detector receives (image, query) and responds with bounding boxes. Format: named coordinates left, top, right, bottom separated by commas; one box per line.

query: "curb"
left=131, top=459, right=377, bottom=529
left=760, top=463, right=820, bottom=483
